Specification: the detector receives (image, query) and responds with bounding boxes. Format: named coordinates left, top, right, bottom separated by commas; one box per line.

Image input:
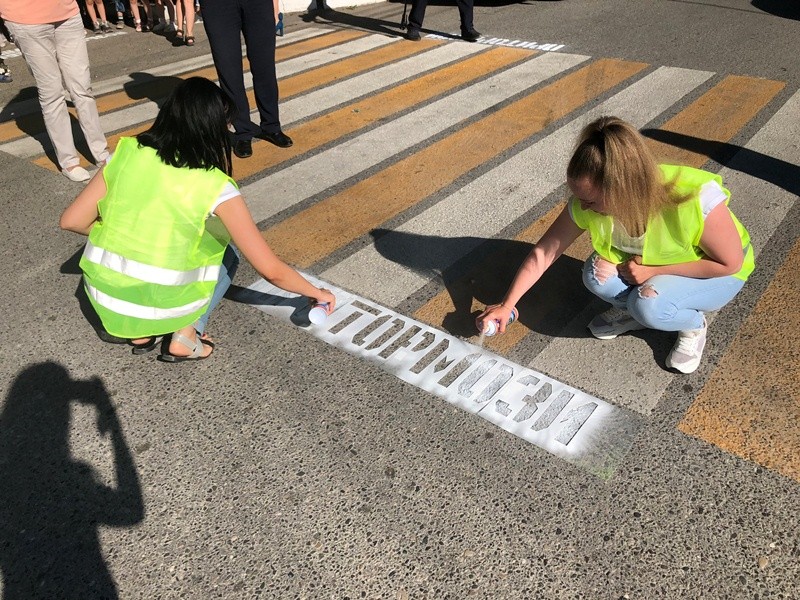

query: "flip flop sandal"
left=158, top=332, right=214, bottom=363
left=130, top=335, right=164, bottom=355
left=185, top=35, right=195, bottom=46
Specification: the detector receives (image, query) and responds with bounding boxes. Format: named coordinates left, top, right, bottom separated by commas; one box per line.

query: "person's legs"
left=56, top=15, right=110, bottom=165
left=627, top=272, right=746, bottom=373
left=91, top=0, right=109, bottom=23
left=193, top=245, right=240, bottom=335
left=407, top=0, right=427, bottom=33
left=241, top=0, right=280, bottom=134
left=455, top=0, right=474, bottom=33
left=114, top=0, right=126, bottom=27
left=7, top=20, right=82, bottom=171
left=182, top=0, right=195, bottom=40
left=201, top=0, right=258, bottom=141
left=582, top=253, right=648, bottom=339
left=627, top=273, right=745, bottom=332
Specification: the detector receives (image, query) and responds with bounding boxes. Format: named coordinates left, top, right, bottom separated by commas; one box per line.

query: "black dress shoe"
left=259, top=130, right=293, bottom=148
left=406, top=28, right=421, bottom=41
left=461, top=28, right=481, bottom=42
left=233, top=138, right=253, bottom=158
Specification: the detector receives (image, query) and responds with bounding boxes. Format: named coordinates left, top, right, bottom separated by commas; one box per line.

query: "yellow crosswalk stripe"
left=233, top=44, right=521, bottom=181
left=679, top=236, right=800, bottom=482
left=262, top=58, right=648, bottom=267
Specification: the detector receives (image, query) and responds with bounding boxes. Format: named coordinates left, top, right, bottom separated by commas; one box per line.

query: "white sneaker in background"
left=666, top=317, right=708, bottom=374
left=62, top=166, right=92, bottom=182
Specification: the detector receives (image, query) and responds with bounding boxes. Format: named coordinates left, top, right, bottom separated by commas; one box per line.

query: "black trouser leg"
left=456, top=0, right=474, bottom=33
left=408, top=0, right=427, bottom=32
left=241, top=0, right=280, bottom=134
left=200, top=0, right=258, bottom=141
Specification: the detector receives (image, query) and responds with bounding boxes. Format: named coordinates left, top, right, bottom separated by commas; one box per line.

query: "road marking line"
left=243, top=274, right=644, bottom=479
left=424, top=32, right=566, bottom=52
left=326, top=66, right=713, bottom=311
left=280, top=40, right=484, bottom=126
left=261, top=58, right=647, bottom=268
left=233, top=44, right=522, bottom=181
left=677, top=88, right=800, bottom=479
left=679, top=235, right=800, bottom=483
left=646, top=74, right=785, bottom=167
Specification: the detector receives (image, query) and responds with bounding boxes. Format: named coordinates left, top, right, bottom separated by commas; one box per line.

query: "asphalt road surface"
left=0, top=1, right=797, bottom=598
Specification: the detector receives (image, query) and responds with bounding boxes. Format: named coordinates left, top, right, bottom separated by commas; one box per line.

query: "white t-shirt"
left=208, top=182, right=240, bottom=217
left=608, top=180, right=728, bottom=255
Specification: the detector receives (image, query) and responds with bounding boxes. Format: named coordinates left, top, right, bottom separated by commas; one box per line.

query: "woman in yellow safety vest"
left=61, top=77, right=335, bottom=362
left=477, top=116, right=753, bottom=374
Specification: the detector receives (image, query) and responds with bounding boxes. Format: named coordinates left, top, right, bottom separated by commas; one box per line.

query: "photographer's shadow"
left=0, top=363, right=144, bottom=599
left=369, top=227, right=596, bottom=338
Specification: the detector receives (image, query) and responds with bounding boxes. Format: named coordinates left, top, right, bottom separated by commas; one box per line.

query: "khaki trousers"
left=7, top=14, right=109, bottom=170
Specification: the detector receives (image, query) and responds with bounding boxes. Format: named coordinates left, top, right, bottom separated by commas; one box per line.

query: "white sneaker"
left=62, top=166, right=92, bottom=182
left=588, top=306, right=646, bottom=340
left=666, top=317, right=707, bottom=374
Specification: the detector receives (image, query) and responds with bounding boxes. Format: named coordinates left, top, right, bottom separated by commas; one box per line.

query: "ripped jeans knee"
left=582, top=253, right=631, bottom=307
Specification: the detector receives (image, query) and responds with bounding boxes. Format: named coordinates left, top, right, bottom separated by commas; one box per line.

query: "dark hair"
left=137, top=77, right=236, bottom=176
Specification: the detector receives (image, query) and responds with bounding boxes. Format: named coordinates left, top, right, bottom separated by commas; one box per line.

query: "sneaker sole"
left=666, top=357, right=701, bottom=374
left=588, top=323, right=646, bottom=340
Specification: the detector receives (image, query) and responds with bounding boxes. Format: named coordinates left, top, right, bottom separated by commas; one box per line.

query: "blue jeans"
left=582, top=253, right=745, bottom=332
left=194, top=245, right=240, bottom=334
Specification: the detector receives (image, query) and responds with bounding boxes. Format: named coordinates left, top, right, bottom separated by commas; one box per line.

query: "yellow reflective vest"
left=80, top=137, right=237, bottom=338
left=569, top=164, right=754, bottom=281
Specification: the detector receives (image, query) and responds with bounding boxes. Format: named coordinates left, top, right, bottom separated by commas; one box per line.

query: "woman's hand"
left=312, top=288, right=336, bottom=314
left=476, top=303, right=515, bottom=335
left=617, top=256, right=654, bottom=285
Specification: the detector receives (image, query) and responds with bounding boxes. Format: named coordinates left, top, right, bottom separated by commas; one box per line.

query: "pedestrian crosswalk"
left=2, top=27, right=797, bottom=481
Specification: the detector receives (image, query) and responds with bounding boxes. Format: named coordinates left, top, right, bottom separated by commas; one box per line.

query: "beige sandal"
left=158, top=332, right=214, bottom=363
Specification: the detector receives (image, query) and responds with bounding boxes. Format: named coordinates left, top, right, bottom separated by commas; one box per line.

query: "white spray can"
left=308, top=302, right=330, bottom=325
left=482, top=307, right=518, bottom=337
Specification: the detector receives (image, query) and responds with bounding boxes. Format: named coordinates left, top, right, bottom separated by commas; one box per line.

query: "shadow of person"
left=751, top=0, right=800, bottom=20
left=60, top=245, right=123, bottom=344
left=123, top=71, right=185, bottom=110
left=640, top=129, right=800, bottom=196
left=0, top=363, right=144, bottom=599
left=301, top=3, right=405, bottom=36
left=368, top=228, right=595, bottom=339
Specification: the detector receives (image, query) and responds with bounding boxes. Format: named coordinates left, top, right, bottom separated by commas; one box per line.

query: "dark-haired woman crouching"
left=60, top=77, right=334, bottom=362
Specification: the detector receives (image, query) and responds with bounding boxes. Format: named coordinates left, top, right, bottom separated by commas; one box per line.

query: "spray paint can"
left=482, top=307, right=518, bottom=337
left=308, top=302, right=330, bottom=325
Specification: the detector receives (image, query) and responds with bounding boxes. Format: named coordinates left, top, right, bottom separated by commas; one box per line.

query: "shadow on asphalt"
left=300, top=6, right=405, bottom=36
left=123, top=71, right=184, bottom=110
left=752, top=0, right=800, bottom=20
left=0, top=363, right=144, bottom=599
left=367, top=228, right=597, bottom=339
left=640, top=129, right=800, bottom=196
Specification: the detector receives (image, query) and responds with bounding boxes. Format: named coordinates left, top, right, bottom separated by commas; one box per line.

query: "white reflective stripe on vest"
left=83, top=240, right=221, bottom=286
left=85, top=283, right=209, bottom=320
